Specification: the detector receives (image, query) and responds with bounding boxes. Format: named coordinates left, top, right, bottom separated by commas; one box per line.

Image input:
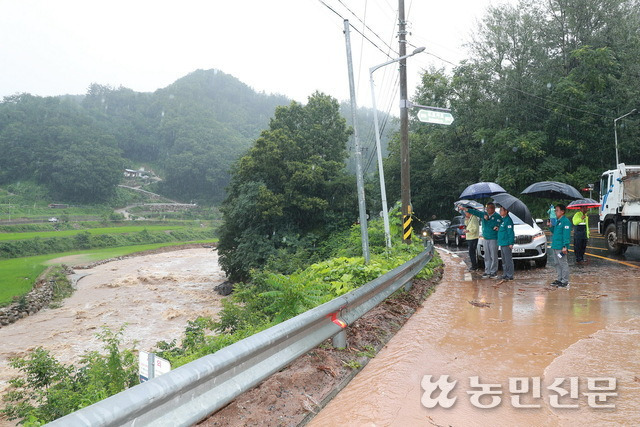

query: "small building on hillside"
left=124, top=169, right=143, bottom=178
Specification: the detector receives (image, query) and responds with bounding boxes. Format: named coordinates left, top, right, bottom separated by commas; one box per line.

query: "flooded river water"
left=310, top=249, right=640, bottom=426
left=0, top=247, right=225, bottom=424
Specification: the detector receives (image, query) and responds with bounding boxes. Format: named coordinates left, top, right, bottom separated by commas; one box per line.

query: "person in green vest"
left=548, top=204, right=572, bottom=287
left=464, top=210, right=480, bottom=271
left=497, top=206, right=515, bottom=280
left=465, top=202, right=502, bottom=279
left=572, top=206, right=590, bottom=263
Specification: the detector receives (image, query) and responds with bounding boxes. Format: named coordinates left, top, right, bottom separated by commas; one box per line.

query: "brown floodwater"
left=0, top=248, right=225, bottom=426
left=310, top=249, right=640, bottom=426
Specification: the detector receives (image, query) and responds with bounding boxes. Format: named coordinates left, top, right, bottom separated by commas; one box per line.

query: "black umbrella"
left=492, top=193, right=534, bottom=227
left=567, top=198, right=600, bottom=209
left=459, top=182, right=506, bottom=199
left=521, top=181, right=582, bottom=200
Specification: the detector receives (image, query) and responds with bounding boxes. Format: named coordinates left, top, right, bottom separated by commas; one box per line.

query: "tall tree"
left=218, top=92, right=355, bottom=281
left=385, top=0, right=640, bottom=220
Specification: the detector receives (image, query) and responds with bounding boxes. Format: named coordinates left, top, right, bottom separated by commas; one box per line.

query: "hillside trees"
left=79, top=70, right=291, bottom=203
left=0, top=70, right=292, bottom=204
left=385, top=0, right=640, bottom=219
left=218, top=92, right=357, bottom=281
left=0, top=94, right=123, bottom=203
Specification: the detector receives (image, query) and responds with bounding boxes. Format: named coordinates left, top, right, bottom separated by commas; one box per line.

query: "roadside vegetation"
left=2, top=327, right=138, bottom=425
left=155, top=212, right=441, bottom=368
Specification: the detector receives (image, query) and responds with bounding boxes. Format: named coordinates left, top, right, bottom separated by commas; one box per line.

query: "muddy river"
left=310, top=249, right=640, bottom=426
left=0, top=247, right=225, bottom=424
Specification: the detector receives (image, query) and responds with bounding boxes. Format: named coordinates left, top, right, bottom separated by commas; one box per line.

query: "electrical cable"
left=336, top=0, right=399, bottom=56
left=317, top=0, right=395, bottom=59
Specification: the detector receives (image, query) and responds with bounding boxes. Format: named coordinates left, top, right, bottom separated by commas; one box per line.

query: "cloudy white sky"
left=0, top=0, right=509, bottom=110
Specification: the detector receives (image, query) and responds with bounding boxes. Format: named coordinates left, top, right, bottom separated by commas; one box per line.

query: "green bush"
left=157, top=212, right=439, bottom=370
left=1, top=327, right=137, bottom=425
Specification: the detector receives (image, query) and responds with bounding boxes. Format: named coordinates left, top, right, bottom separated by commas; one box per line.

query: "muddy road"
left=310, top=239, right=640, bottom=426
left=0, top=247, right=225, bottom=418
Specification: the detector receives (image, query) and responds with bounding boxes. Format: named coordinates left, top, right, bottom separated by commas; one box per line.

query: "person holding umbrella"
left=572, top=206, right=590, bottom=263
left=466, top=202, right=502, bottom=279
left=567, top=198, right=599, bottom=263
left=497, top=205, right=515, bottom=280
left=548, top=204, right=572, bottom=287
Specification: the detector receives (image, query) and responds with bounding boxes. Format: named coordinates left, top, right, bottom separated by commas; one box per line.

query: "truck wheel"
left=605, top=224, right=628, bottom=255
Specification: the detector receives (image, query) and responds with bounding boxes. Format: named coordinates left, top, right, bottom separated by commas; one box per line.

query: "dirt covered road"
left=310, top=249, right=640, bottom=426
left=0, top=247, right=226, bottom=422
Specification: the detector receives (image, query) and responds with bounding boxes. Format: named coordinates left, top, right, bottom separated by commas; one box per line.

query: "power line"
left=317, top=0, right=394, bottom=59
left=336, top=0, right=399, bottom=56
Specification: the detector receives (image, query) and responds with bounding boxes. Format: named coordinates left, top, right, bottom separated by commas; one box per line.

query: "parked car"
left=48, top=217, right=58, bottom=223
left=444, top=215, right=466, bottom=246
left=421, top=220, right=450, bottom=242
left=477, top=213, right=547, bottom=268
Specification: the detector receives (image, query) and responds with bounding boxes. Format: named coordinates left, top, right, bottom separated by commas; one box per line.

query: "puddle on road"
left=0, top=248, right=226, bottom=417
left=310, top=250, right=640, bottom=426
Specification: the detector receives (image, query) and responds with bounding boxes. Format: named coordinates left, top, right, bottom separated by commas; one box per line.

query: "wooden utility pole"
left=398, top=0, right=412, bottom=243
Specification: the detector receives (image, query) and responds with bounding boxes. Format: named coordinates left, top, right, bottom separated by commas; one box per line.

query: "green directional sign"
left=417, top=109, right=454, bottom=125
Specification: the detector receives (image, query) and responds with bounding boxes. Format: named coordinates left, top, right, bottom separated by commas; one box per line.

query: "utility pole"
left=344, top=19, right=370, bottom=263
left=398, top=0, right=412, bottom=243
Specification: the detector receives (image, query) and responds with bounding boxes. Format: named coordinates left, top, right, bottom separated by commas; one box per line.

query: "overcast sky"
left=0, top=0, right=508, bottom=111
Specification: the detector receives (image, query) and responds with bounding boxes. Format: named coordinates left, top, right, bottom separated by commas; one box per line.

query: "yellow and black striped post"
left=403, top=205, right=413, bottom=243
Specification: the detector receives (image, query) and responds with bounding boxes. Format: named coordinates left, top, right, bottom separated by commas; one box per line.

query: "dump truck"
left=599, top=163, right=640, bottom=254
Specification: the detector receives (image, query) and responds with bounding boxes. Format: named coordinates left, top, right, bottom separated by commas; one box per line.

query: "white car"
left=477, top=213, right=547, bottom=268
left=48, top=217, right=58, bottom=223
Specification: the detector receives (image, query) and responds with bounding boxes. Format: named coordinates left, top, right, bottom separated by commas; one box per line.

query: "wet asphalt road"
left=310, top=229, right=640, bottom=426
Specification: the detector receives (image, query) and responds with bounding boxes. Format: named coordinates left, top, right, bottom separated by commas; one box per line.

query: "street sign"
left=139, top=351, right=171, bottom=383
left=417, top=109, right=454, bottom=125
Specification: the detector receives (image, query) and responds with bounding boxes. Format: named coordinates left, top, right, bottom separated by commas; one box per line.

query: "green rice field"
left=0, top=225, right=191, bottom=242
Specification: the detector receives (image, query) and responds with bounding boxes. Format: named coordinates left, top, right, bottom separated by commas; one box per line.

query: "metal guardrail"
left=47, top=241, right=434, bottom=427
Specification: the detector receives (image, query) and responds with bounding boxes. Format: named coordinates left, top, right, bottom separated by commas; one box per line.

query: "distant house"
left=124, top=169, right=140, bottom=178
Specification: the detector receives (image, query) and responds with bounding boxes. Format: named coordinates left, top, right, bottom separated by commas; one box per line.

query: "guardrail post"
left=332, top=330, right=347, bottom=349
left=404, top=281, right=412, bottom=292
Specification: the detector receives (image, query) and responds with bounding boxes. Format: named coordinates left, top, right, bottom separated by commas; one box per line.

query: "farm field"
left=0, top=225, right=193, bottom=241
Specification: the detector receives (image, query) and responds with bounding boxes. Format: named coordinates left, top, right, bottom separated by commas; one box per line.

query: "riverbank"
left=0, top=247, right=225, bottom=426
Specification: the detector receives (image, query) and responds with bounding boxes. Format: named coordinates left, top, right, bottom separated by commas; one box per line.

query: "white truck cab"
left=599, top=163, right=640, bottom=253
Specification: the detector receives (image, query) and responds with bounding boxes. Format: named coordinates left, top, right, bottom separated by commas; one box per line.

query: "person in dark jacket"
left=497, top=206, right=515, bottom=280
left=548, top=204, right=572, bottom=287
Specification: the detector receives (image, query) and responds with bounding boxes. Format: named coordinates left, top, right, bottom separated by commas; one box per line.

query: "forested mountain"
left=0, top=70, right=291, bottom=204
left=0, top=69, right=392, bottom=205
